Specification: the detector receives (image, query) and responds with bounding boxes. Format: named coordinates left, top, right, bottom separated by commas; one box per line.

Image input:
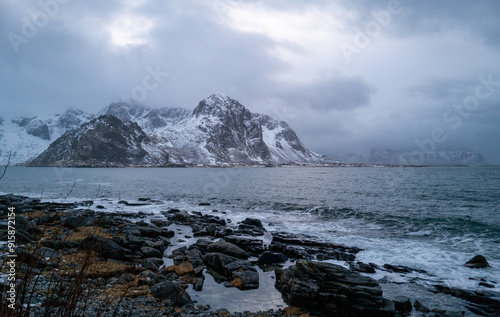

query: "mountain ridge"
left=11, top=93, right=325, bottom=166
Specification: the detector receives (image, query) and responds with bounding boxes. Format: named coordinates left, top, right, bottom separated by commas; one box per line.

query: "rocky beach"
left=1, top=194, right=499, bottom=317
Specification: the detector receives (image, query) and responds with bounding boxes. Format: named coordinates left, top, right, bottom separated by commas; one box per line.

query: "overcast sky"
left=1, top=0, right=499, bottom=163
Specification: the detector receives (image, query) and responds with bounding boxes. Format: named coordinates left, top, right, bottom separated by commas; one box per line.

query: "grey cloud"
left=271, top=72, right=377, bottom=112
left=0, top=0, right=499, bottom=163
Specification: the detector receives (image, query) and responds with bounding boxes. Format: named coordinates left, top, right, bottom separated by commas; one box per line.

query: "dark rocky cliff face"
left=28, top=115, right=153, bottom=166
left=191, top=93, right=270, bottom=163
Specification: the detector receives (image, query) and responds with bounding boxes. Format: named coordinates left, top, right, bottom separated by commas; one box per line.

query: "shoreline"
left=1, top=194, right=499, bottom=316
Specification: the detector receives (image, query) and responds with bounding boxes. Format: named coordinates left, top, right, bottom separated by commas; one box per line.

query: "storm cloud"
left=1, top=0, right=499, bottom=163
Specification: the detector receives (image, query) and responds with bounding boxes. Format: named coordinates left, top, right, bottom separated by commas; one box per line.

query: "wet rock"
left=270, top=232, right=360, bottom=262
left=224, top=235, right=264, bottom=255
left=382, top=264, right=427, bottom=274
left=193, top=276, right=204, bottom=291
left=350, top=261, right=377, bottom=273
left=433, top=284, right=500, bottom=316
left=161, top=229, right=175, bottom=238
left=80, top=235, right=132, bottom=261
left=242, top=218, right=263, bottom=228
left=275, top=260, right=394, bottom=317
left=143, top=258, right=163, bottom=271
left=171, top=211, right=192, bottom=223
left=237, top=223, right=266, bottom=236
left=136, top=225, right=162, bottom=238
left=204, top=252, right=259, bottom=290
left=464, top=255, right=490, bottom=269
left=189, top=239, right=212, bottom=254
left=198, top=202, right=211, bottom=206
left=141, top=246, right=163, bottom=258
left=150, top=219, right=170, bottom=227
left=479, top=282, right=495, bottom=288
left=414, top=300, right=430, bottom=313
left=152, top=240, right=166, bottom=253
left=207, top=241, right=249, bottom=259
left=150, top=281, right=192, bottom=306
left=393, top=296, right=412, bottom=315
left=61, top=209, right=96, bottom=229
left=16, top=215, right=42, bottom=234
left=185, top=248, right=204, bottom=275
left=257, top=251, right=288, bottom=265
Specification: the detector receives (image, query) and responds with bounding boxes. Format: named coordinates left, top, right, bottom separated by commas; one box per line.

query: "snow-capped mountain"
left=28, top=115, right=183, bottom=167
left=155, top=93, right=324, bottom=164
left=0, top=108, right=94, bottom=164
left=6, top=93, right=324, bottom=166
left=330, top=149, right=489, bottom=166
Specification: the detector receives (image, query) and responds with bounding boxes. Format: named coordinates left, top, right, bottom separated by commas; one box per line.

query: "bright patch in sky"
left=108, top=15, right=153, bottom=47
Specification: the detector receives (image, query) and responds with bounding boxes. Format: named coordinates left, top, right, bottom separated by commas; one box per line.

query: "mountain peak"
left=193, top=92, right=247, bottom=117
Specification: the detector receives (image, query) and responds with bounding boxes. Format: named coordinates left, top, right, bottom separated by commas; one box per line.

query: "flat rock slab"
left=207, top=241, right=249, bottom=259
left=275, top=260, right=394, bottom=317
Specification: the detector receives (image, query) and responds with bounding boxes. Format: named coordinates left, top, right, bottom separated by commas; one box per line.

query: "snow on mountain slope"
left=5, top=93, right=325, bottom=166
left=0, top=108, right=94, bottom=164
left=99, top=102, right=191, bottom=131
left=28, top=115, right=183, bottom=167
left=155, top=93, right=324, bottom=164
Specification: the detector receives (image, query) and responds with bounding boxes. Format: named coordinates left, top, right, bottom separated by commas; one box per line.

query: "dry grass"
left=55, top=251, right=132, bottom=278
left=164, top=261, right=194, bottom=276
left=102, top=277, right=151, bottom=298
left=283, top=306, right=309, bottom=317
left=66, top=225, right=113, bottom=242
left=24, top=210, right=46, bottom=219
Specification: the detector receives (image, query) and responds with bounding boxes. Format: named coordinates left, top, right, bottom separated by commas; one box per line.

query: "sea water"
left=1, top=166, right=499, bottom=299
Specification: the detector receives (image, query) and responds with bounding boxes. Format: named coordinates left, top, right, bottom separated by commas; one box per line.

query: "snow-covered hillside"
left=0, top=108, right=94, bottom=164
left=4, top=93, right=325, bottom=166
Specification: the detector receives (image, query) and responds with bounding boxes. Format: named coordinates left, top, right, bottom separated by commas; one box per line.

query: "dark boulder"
left=143, top=258, right=163, bottom=271
left=16, top=215, right=42, bottom=234
left=257, top=251, right=288, bottom=265
left=465, top=255, right=490, bottom=269
left=150, top=281, right=192, bottom=306
left=207, top=241, right=249, bottom=259
left=80, top=235, right=132, bottom=261
left=204, top=252, right=259, bottom=290
left=270, top=232, right=360, bottom=261
left=61, top=209, right=96, bottom=229
left=393, top=296, right=412, bottom=315
left=350, top=261, right=377, bottom=273
left=136, top=225, right=162, bottom=238
left=224, top=235, right=264, bottom=255
left=242, top=218, right=263, bottom=228
left=141, top=246, right=163, bottom=258
left=275, top=260, right=394, bottom=317
left=171, top=211, right=192, bottom=223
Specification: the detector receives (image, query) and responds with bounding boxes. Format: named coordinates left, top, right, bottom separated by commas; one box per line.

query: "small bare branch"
left=0, top=150, right=12, bottom=180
